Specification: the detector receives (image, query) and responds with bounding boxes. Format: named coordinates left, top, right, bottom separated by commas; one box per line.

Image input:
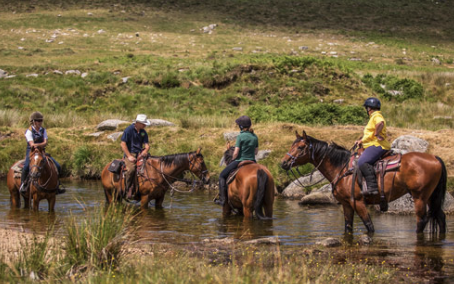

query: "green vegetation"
left=0, top=0, right=453, bottom=184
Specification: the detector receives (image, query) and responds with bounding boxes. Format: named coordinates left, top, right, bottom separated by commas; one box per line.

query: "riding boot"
left=124, top=173, right=134, bottom=199
left=19, top=170, right=28, bottom=194
left=56, top=182, right=66, bottom=195
left=215, top=178, right=227, bottom=206
left=359, top=163, right=379, bottom=196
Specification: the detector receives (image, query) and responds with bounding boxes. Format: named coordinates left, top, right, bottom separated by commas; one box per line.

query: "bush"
left=362, top=73, right=424, bottom=102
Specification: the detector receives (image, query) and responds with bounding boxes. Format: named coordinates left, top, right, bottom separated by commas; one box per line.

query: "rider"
left=355, top=97, right=391, bottom=196
left=20, top=111, right=64, bottom=194
left=120, top=114, right=150, bottom=197
left=215, top=115, right=258, bottom=206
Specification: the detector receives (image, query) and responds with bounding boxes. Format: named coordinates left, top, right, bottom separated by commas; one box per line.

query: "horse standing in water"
left=221, top=144, right=275, bottom=219
left=281, top=131, right=447, bottom=236
left=7, top=146, right=60, bottom=211
left=102, top=148, right=210, bottom=210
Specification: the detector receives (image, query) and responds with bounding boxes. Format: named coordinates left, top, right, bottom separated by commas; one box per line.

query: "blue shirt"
left=121, top=124, right=149, bottom=154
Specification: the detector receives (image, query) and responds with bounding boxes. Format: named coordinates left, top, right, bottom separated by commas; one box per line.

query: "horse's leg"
left=155, top=196, right=165, bottom=209
left=353, top=201, right=375, bottom=234
left=48, top=196, right=56, bottom=212
left=415, top=198, right=429, bottom=234
left=222, top=203, right=232, bottom=217
left=33, top=194, right=40, bottom=211
left=243, top=207, right=253, bottom=219
left=140, top=195, right=150, bottom=210
left=342, top=203, right=354, bottom=234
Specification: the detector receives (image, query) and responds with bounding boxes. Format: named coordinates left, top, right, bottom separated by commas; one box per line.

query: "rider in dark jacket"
left=215, top=115, right=258, bottom=206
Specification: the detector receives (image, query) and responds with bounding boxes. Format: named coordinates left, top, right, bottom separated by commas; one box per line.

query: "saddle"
left=11, top=159, right=26, bottom=178
left=348, top=150, right=402, bottom=212
left=226, top=160, right=256, bottom=184
left=108, top=157, right=145, bottom=200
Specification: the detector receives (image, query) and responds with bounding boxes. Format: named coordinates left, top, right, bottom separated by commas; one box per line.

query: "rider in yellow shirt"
left=355, top=97, right=391, bottom=196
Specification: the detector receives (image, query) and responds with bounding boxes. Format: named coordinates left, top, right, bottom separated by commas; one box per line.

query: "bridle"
left=140, top=153, right=209, bottom=196
left=28, top=150, right=58, bottom=192
left=285, top=140, right=327, bottom=188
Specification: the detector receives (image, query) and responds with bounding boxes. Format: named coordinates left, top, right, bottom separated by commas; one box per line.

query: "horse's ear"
left=295, top=130, right=301, bottom=139
left=302, top=130, right=308, bottom=140
left=196, top=147, right=202, bottom=154
left=226, top=141, right=230, bottom=150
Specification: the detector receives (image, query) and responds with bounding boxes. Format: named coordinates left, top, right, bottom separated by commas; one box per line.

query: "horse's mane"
left=305, top=136, right=351, bottom=169
left=150, top=151, right=198, bottom=167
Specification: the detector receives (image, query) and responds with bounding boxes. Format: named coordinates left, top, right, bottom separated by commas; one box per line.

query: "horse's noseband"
left=286, top=142, right=313, bottom=168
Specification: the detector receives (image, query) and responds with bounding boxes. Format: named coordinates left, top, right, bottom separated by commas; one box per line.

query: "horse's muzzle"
left=280, top=161, right=291, bottom=171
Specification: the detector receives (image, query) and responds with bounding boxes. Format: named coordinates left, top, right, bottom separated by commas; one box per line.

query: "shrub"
left=362, top=73, right=424, bottom=102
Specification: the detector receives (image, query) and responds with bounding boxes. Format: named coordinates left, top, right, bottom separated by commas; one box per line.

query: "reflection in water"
left=1, top=180, right=454, bottom=247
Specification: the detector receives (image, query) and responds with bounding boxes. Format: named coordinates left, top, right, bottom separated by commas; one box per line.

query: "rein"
left=140, top=153, right=207, bottom=196
left=285, top=142, right=327, bottom=188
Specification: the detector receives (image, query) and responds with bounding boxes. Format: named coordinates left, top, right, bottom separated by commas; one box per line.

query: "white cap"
left=134, top=114, right=151, bottom=126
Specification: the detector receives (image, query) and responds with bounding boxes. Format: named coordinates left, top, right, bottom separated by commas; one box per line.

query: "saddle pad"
left=108, top=159, right=124, bottom=174
left=11, top=159, right=25, bottom=173
left=226, top=161, right=256, bottom=185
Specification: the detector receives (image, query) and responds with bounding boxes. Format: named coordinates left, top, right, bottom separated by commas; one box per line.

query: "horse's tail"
left=429, top=156, right=447, bottom=234
left=255, top=169, right=269, bottom=220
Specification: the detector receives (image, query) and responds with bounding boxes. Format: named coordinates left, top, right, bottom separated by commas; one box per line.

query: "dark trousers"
left=357, top=146, right=387, bottom=167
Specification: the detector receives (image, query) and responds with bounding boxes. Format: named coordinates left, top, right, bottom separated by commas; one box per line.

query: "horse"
left=280, top=130, right=447, bottom=236
left=102, top=148, right=210, bottom=210
left=7, top=146, right=60, bottom=211
left=221, top=143, right=275, bottom=219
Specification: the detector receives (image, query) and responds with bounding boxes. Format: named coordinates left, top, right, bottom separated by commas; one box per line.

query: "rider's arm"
left=232, top=147, right=240, bottom=160
left=255, top=147, right=258, bottom=156
left=121, top=141, right=136, bottom=162
left=28, top=138, right=48, bottom=148
left=374, top=121, right=384, bottom=141
left=140, top=143, right=150, bottom=157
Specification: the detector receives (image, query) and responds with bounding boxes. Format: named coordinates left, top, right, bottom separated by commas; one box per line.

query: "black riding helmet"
left=29, top=111, right=44, bottom=122
left=235, top=115, right=252, bottom=128
left=363, top=97, right=381, bottom=110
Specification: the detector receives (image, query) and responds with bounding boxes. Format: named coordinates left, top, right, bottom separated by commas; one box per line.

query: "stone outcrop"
left=97, top=119, right=130, bottom=131
left=391, top=135, right=429, bottom=154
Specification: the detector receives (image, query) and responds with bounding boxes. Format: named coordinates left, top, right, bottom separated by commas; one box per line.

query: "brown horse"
left=102, top=148, right=210, bottom=209
left=221, top=144, right=275, bottom=219
left=7, top=146, right=60, bottom=211
left=281, top=131, right=447, bottom=236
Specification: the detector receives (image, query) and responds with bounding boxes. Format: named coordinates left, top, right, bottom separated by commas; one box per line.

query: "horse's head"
left=29, top=146, right=46, bottom=179
left=223, top=142, right=235, bottom=166
left=188, top=148, right=210, bottom=184
left=281, top=130, right=313, bottom=171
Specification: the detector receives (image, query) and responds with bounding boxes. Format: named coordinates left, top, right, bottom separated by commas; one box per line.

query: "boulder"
left=107, top=132, right=123, bottom=142
left=316, top=237, right=341, bottom=247
left=243, top=236, right=280, bottom=245
left=281, top=171, right=325, bottom=199
left=298, top=184, right=338, bottom=205
left=391, top=135, right=429, bottom=154
left=0, top=69, right=7, bottom=78
left=148, top=119, right=175, bottom=127
left=97, top=119, right=130, bottom=131
left=374, top=192, right=454, bottom=214
left=223, top=132, right=239, bottom=142
left=86, top=131, right=104, bottom=137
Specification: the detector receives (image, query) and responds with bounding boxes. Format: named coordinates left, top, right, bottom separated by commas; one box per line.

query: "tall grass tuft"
left=64, top=205, right=137, bottom=273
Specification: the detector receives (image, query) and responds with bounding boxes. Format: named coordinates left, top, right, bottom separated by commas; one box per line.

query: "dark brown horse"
left=102, top=148, right=210, bottom=210
left=281, top=131, right=447, bottom=235
left=221, top=144, right=275, bottom=219
left=7, top=146, right=60, bottom=211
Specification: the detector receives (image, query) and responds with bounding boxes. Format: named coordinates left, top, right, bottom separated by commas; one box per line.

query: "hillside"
left=0, top=0, right=453, bottom=187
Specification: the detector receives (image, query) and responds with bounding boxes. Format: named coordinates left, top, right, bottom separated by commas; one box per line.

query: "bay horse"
left=221, top=143, right=275, bottom=219
left=280, top=131, right=447, bottom=236
left=102, top=148, right=210, bottom=210
left=7, top=146, right=60, bottom=211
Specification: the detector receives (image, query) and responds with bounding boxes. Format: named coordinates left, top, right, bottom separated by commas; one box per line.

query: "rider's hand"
left=128, top=155, right=136, bottom=162
left=355, top=140, right=362, bottom=146
left=376, top=134, right=384, bottom=141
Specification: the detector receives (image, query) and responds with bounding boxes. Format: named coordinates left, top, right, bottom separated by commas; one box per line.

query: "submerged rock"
left=316, top=237, right=341, bottom=247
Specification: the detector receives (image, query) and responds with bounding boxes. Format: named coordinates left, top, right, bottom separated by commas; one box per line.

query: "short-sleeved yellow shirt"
left=362, top=111, right=391, bottom=150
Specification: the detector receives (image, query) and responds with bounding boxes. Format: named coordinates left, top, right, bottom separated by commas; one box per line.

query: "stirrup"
left=19, top=183, right=27, bottom=194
